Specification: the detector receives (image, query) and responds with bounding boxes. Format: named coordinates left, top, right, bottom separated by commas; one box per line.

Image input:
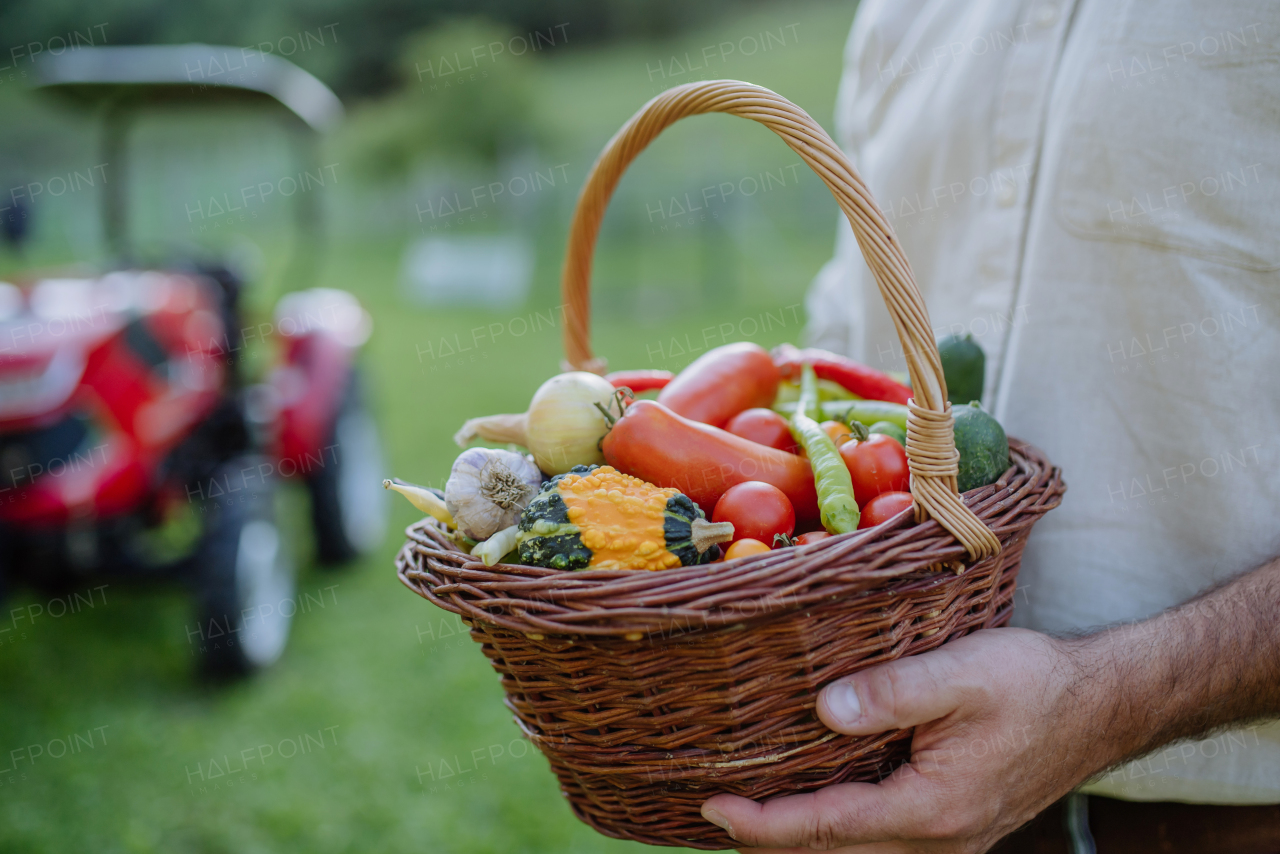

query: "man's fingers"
left=702, top=779, right=922, bottom=850
left=817, top=650, right=971, bottom=735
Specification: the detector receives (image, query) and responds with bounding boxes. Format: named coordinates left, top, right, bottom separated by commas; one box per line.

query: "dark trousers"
left=990, top=794, right=1280, bottom=854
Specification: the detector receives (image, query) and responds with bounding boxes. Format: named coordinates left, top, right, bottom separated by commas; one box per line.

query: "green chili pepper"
left=790, top=365, right=860, bottom=534
left=798, top=359, right=823, bottom=423
left=775, top=399, right=908, bottom=432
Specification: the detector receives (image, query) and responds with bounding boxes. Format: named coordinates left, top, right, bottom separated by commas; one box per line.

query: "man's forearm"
left=1068, top=558, right=1280, bottom=778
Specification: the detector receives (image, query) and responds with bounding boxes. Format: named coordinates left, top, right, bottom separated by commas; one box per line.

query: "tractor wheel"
left=194, top=455, right=295, bottom=677
left=306, top=369, right=388, bottom=565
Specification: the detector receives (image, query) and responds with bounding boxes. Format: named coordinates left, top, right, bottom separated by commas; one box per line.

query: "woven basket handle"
left=560, top=80, right=1000, bottom=559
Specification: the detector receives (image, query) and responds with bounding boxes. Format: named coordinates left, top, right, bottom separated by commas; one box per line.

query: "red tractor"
left=0, top=46, right=388, bottom=675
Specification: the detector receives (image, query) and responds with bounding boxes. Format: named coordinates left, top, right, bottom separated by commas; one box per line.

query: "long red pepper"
left=604, top=369, right=674, bottom=393
left=773, top=344, right=912, bottom=404
left=602, top=400, right=820, bottom=522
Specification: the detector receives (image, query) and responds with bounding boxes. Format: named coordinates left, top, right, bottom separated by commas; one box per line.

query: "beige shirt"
left=808, top=0, right=1280, bottom=803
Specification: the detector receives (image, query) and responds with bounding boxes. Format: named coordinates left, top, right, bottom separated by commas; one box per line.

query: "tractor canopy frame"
left=32, top=44, right=344, bottom=266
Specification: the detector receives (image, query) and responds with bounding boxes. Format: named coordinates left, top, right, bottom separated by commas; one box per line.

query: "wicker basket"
left=396, top=80, right=1065, bottom=849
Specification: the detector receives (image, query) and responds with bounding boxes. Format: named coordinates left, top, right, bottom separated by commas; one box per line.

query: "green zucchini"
left=953, top=402, right=1009, bottom=492
left=937, top=333, right=985, bottom=405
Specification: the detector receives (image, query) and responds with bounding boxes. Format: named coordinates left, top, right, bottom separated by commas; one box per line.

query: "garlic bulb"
left=445, top=448, right=542, bottom=540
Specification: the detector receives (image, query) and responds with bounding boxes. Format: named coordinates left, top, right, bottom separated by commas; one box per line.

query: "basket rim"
left=397, top=437, right=1064, bottom=637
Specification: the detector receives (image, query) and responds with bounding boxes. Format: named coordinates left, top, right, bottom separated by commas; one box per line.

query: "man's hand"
left=700, top=558, right=1280, bottom=852
left=700, top=628, right=1110, bottom=852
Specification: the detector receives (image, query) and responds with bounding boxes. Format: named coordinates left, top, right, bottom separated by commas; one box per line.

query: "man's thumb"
left=817, top=652, right=964, bottom=735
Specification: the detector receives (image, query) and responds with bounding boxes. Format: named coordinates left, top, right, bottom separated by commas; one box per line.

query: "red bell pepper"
left=773, top=344, right=912, bottom=404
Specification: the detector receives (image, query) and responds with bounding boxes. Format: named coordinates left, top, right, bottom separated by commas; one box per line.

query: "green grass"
left=0, top=2, right=857, bottom=850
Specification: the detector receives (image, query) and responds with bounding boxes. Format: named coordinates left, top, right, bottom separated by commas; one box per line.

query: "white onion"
left=524, top=372, right=616, bottom=474
left=453, top=372, right=619, bottom=475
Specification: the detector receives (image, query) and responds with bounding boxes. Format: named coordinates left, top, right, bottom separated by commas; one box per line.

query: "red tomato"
left=794, top=531, right=831, bottom=546
left=725, top=408, right=800, bottom=454
left=724, top=538, right=771, bottom=560
left=712, top=481, right=796, bottom=545
left=858, top=491, right=914, bottom=529
left=839, top=434, right=910, bottom=507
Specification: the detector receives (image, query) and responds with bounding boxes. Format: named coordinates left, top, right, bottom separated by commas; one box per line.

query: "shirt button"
left=1035, top=4, right=1059, bottom=27
left=996, top=184, right=1018, bottom=207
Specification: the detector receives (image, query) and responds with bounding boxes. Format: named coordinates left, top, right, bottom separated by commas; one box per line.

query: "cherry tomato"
left=724, top=538, right=771, bottom=560
left=820, top=420, right=854, bottom=446
left=712, top=481, right=796, bottom=545
left=858, top=491, right=914, bottom=529
left=794, top=531, right=831, bottom=546
left=725, top=408, right=800, bottom=454
left=839, top=433, right=910, bottom=507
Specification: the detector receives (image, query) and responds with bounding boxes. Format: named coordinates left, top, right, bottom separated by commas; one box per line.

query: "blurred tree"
left=0, top=0, right=770, bottom=97
left=339, top=19, right=545, bottom=178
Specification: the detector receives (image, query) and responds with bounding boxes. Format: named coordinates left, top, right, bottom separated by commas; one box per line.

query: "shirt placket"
left=981, top=0, right=1080, bottom=407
